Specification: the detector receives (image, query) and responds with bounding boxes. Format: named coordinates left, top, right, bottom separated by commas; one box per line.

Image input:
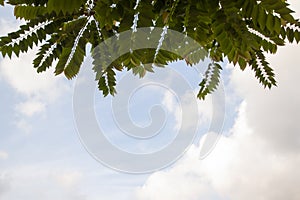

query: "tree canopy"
left=0, top=0, right=299, bottom=99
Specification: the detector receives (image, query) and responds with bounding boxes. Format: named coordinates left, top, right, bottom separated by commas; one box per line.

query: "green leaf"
left=286, top=28, right=294, bottom=43
left=64, top=43, right=85, bottom=79
left=274, top=16, right=281, bottom=34
left=0, top=0, right=299, bottom=100
left=47, top=0, right=85, bottom=14
left=258, top=8, right=267, bottom=30
left=250, top=50, right=277, bottom=88
left=34, top=39, right=62, bottom=73
left=8, top=0, right=48, bottom=6
left=197, top=63, right=222, bottom=100
left=55, top=47, right=72, bottom=75
left=238, top=57, right=247, bottom=70
left=281, top=14, right=296, bottom=23
left=63, top=17, right=87, bottom=33
left=14, top=5, right=47, bottom=20
left=266, top=14, right=274, bottom=32
left=98, top=76, right=109, bottom=96
left=106, top=67, right=117, bottom=95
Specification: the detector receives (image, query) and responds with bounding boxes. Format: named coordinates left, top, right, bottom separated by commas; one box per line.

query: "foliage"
left=0, top=0, right=300, bottom=99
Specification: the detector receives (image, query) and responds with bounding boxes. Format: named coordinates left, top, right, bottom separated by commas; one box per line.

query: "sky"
left=1, top=1, right=300, bottom=199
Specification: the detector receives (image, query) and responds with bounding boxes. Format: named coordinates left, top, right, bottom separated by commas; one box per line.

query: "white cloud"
left=290, top=0, right=300, bottom=18
left=0, top=20, right=71, bottom=132
left=0, top=166, right=87, bottom=200
left=14, top=119, right=32, bottom=135
left=55, top=171, right=83, bottom=188
left=162, top=90, right=182, bottom=131
left=135, top=8, right=300, bottom=197
left=0, top=18, right=22, bottom=36
left=195, top=91, right=213, bottom=126
left=0, top=151, right=8, bottom=160
left=229, top=43, right=300, bottom=153
left=0, top=50, right=67, bottom=101
left=162, top=91, right=176, bottom=113
left=161, top=89, right=213, bottom=133
left=0, top=173, right=11, bottom=197
left=15, top=100, right=46, bottom=117
left=135, top=99, right=300, bottom=200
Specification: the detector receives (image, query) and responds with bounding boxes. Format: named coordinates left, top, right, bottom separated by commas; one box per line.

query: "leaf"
left=55, top=47, right=72, bottom=75
left=266, top=14, right=274, bottom=32
left=250, top=50, right=277, bottom=88
left=257, top=8, right=267, bottom=30
left=34, top=39, right=62, bottom=73
left=14, top=5, right=47, bottom=20
left=132, top=65, right=147, bottom=78
left=106, top=67, right=117, bottom=95
left=8, top=0, right=48, bottom=6
left=0, top=0, right=299, bottom=100
left=98, top=76, right=109, bottom=96
left=64, top=42, right=85, bottom=79
left=238, top=57, right=247, bottom=70
left=63, top=17, right=87, bottom=33
left=47, top=0, right=85, bottom=14
left=197, top=63, right=222, bottom=100
left=273, top=16, right=281, bottom=34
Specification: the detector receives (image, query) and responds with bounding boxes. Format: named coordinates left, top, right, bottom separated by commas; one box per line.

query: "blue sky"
left=1, top=1, right=300, bottom=199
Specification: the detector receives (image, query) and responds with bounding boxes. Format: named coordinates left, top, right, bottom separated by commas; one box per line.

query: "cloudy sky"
left=1, top=1, right=300, bottom=199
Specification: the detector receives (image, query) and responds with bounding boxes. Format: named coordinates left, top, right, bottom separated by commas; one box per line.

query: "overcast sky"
left=1, top=1, right=300, bottom=199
